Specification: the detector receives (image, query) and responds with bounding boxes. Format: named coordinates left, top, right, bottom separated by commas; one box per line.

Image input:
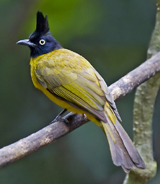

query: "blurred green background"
left=0, top=0, right=159, bottom=183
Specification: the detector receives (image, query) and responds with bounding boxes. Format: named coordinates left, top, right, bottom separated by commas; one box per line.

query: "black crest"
left=29, top=12, right=49, bottom=40
left=36, top=11, right=49, bottom=34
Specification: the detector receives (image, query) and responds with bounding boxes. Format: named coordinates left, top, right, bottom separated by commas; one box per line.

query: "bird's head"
left=17, top=11, right=62, bottom=58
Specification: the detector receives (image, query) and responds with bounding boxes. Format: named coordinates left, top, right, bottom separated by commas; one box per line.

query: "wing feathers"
left=52, top=86, right=106, bottom=121
left=77, top=75, right=104, bottom=97
left=93, top=69, right=122, bottom=121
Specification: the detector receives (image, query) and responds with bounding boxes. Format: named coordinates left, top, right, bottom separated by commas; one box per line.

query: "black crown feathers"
left=29, top=12, right=49, bottom=40
left=36, top=11, right=49, bottom=34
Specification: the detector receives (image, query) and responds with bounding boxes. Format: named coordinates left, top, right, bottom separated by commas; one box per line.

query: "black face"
left=28, top=34, right=62, bottom=58
left=17, top=11, right=62, bottom=58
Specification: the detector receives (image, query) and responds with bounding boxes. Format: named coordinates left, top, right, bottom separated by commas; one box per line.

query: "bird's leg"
left=50, top=109, right=69, bottom=124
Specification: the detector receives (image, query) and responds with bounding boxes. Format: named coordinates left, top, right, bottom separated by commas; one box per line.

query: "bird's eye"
left=39, top=39, right=46, bottom=45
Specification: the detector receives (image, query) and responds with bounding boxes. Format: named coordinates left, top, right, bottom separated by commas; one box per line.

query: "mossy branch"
left=123, top=2, right=160, bottom=184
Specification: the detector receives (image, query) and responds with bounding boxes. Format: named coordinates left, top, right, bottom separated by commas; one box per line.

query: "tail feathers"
left=114, top=120, right=146, bottom=169
left=101, top=119, right=145, bottom=173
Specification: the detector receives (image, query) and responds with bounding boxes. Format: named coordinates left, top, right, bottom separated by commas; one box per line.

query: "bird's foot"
left=50, top=116, right=69, bottom=124
left=50, top=109, right=69, bottom=124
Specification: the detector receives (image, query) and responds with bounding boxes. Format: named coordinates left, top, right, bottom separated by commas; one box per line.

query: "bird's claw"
left=50, top=116, right=69, bottom=125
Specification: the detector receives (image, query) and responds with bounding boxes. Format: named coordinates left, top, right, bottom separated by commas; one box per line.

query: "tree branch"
left=123, top=2, right=160, bottom=184
left=0, top=52, right=160, bottom=169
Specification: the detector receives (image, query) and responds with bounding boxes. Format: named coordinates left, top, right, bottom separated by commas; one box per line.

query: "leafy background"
left=0, top=0, right=159, bottom=183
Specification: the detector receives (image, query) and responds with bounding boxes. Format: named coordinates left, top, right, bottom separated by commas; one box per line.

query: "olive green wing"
left=35, top=49, right=120, bottom=121
left=35, top=58, right=107, bottom=120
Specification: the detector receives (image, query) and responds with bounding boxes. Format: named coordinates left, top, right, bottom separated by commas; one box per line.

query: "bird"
left=17, top=11, right=145, bottom=172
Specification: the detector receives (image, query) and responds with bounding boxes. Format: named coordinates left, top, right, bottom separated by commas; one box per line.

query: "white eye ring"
left=39, top=39, right=46, bottom=45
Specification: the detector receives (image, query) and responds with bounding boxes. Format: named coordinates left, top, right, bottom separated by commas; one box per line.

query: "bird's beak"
left=16, top=39, right=36, bottom=47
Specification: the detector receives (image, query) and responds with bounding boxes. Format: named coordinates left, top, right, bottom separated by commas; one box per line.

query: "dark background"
left=0, top=0, right=159, bottom=183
